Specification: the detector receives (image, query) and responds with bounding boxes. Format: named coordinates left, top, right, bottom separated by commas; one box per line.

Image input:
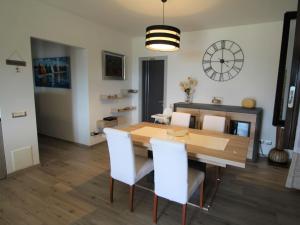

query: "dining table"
left=121, top=122, right=250, bottom=210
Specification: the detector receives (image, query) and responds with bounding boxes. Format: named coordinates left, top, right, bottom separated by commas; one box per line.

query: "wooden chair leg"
left=129, top=185, right=135, bottom=212
left=182, top=204, right=187, bottom=225
left=199, top=182, right=204, bottom=208
left=109, top=176, right=114, bottom=203
left=153, top=194, right=158, bottom=224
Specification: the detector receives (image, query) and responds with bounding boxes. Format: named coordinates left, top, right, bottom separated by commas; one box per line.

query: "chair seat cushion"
left=188, top=168, right=205, bottom=198
left=135, top=156, right=154, bottom=182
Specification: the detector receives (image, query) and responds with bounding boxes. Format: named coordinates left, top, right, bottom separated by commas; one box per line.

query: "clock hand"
left=221, top=62, right=223, bottom=74
left=217, top=58, right=230, bottom=67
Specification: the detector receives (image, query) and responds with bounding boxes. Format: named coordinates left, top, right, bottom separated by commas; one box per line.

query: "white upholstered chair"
left=151, top=107, right=173, bottom=124
left=202, top=115, right=226, bottom=132
left=170, top=112, right=191, bottom=128
left=150, top=138, right=205, bottom=225
left=103, top=128, right=154, bottom=212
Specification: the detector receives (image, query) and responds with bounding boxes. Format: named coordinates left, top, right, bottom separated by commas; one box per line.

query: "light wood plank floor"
left=0, top=135, right=300, bottom=225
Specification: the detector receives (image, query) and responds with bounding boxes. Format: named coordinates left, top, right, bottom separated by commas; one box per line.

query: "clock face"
left=202, top=40, right=244, bottom=82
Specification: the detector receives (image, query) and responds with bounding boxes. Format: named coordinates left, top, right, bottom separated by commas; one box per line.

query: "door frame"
left=283, top=5, right=300, bottom=149
left=138, top=56, right=168, bottom=122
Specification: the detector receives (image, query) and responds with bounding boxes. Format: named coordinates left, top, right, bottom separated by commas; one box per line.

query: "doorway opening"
left=30, top=37, right=89, bottom=163
left=139, top=57, right=167, bottom=122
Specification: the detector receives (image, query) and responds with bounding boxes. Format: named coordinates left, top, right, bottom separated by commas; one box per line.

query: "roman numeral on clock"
left=235, top=59, right=244, bottom=63
left=212, top=43, right=218, bottom=52
left=221, top=40, right=225, bottom=49
left=210, top=72, right=217, bottom=80
left=219, top=73, right=224, bottom=81
left=233, top=65, right=241, bottom=73
left=204, top=66, right=213, bottom=73
left=233, top=49, right=242, bottom=55
left=227, top=72, right=233, bottom=79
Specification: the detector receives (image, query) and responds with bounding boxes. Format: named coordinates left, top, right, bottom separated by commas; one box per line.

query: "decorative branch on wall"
left=6, top=50, right=26, bottom=73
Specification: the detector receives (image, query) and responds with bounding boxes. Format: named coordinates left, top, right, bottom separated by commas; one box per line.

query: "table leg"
left=203, top=166, right=223, bottom=211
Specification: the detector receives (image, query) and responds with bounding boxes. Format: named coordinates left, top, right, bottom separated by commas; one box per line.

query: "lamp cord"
left=162, top=1, right=165, bottom=25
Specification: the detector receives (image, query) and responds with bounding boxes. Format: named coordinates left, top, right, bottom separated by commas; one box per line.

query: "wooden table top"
left=121, top=122, right=250, bottom=168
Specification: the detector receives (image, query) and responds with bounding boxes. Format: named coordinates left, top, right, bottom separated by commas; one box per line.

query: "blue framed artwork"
left=33, top=56, right=71, bottom=89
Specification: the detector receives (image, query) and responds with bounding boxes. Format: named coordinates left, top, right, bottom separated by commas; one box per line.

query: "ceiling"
left=37, top=0, right=298, bottom=36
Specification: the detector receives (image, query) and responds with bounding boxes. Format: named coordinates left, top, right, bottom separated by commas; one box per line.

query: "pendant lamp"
left=145, top=0, right=181, bottom=52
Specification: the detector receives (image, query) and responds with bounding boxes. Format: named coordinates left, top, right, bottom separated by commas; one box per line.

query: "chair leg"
left=153, top=194, right=158, bottom=224
left=217, top=166, right=222, bottom=181
left=109, top=176, right=114, bottom=203
left=182, top=204, right=187, bottom=225
left=199, top=182, right=204, bottom=208
left=129, top=185, right=135, bottom=212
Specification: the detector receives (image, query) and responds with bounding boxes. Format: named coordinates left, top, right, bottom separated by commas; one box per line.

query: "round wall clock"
left=202, top=40, right=244, bottom=82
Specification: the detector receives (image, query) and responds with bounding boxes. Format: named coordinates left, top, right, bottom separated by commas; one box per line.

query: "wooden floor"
left=0, top=135, right=300, bottom=225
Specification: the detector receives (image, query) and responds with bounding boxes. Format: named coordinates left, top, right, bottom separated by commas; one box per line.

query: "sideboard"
left=174, top=102, right=263, bottom=161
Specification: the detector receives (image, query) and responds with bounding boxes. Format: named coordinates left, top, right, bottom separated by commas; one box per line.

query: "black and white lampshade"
left=145, top=25, right=181, bottom=52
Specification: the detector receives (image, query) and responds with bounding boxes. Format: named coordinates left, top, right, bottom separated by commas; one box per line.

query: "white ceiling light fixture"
left=145, top=0, right=181, bottom=52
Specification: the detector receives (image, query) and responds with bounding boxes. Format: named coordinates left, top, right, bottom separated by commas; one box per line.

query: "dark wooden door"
left=142, top=59, right=165, bottom=122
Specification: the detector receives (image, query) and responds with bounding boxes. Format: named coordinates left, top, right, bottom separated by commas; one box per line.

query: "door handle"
left=288, top=86, right=296, bottom=108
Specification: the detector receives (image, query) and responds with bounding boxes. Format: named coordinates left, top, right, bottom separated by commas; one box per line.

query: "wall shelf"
left=111, top=106, right=136, bottom=113
left=124, top=89, right=138, bottom=94
left=100, top=94, right=128, bottom=100
left=97, top=118, right=118, bottom=131
left=100, top=89, right=138, bottom=101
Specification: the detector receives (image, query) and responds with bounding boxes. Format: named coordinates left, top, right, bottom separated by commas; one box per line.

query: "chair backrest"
left=103, top=128, right=136, bottom=185
left=202, top=115, right=226, bottom=132
left=150, top=138, right=188, bottom=204
left=170, top=112, right=191, bottom=127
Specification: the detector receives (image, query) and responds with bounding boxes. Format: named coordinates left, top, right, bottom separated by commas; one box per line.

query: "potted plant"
left=179, top=77, right=198, bottom=103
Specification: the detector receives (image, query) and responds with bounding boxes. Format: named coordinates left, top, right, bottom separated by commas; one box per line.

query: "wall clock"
left=202, top=40, right=244, bottom=82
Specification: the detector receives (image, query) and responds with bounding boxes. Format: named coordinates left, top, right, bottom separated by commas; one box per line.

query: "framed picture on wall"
left=102, top=51, right=125, bottom=80
left=33, top=56, right=71, bottom=89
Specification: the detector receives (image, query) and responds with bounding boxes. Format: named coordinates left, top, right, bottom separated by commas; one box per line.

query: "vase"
left=185, top=93, right=192, bottom=103
left=268, top=126, right=289, bottom=164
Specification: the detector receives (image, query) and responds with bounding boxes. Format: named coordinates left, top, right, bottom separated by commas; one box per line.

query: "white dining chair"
left=150, top=138, right=205, bottom=225
left=103, top=128, right=154, bottom=212
left=202, top=115, right=226, bottom=132
left=151, top=107, right=173, bottom=124
left=170, top=112, right=191, bottom=128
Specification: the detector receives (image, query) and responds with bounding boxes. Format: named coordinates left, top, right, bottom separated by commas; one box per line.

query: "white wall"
left=31, top=38, right=89, bottom=144
left=0, top=0, right=133, bottom=174
left=131, top=22, right=283, bottom=154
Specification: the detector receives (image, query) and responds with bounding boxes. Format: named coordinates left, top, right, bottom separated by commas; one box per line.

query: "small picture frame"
left=102, top=51, right=125, bottom=80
